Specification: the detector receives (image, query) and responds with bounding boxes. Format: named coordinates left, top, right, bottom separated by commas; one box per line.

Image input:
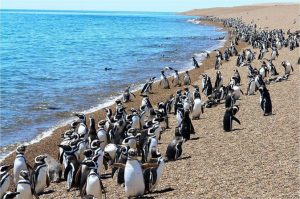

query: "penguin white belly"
left=17, top=184, right=33, bottom=199
left=96, top=154, right=104, bottom=175
left=192, top=99, right=202, bottom=118
left=153, top=161, right=165, bottom=189
left=77, top=124, right=87, bottom=137
left=233, top=86, right=241, bottom=100
left=176, top=111, right=182, bottom=126
left=104, top=144, right=118, bottom=161
left=0, top=175, right=10, bottom=198
left=97, top=130, right=108, bottom=150
left=35, top=166, right=48, bottom=194
left=173, top=75, right=179, bottom=85
left=124, top=160, right=145, bottom=197
left=183, top=76, right=190, bottom=84
left=86, top=175, right=102, bottom=199
left=183, top=101, right=190, bottom=112
left=248, top=81, right=256, bottom=95
left=162, top=79, right=169, bottom=89
left=259, top=68, right=265, bottom=78
left=131, top=116, right=140, bottom=129
left=14, top=159, right=28, bottom=184
left=147, top=138, right=158, bottom=161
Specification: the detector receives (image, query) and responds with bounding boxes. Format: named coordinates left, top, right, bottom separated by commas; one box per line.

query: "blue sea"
left=0, top=10, right=226, bottom=159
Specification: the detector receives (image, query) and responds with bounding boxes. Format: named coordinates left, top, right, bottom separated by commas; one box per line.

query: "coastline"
left=2, top=4, right=299, bottom=198
left=0, top=21, right=229, bottom=165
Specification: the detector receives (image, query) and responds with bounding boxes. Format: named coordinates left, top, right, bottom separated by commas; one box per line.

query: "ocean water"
left=0, top=10, right=226, bottom=159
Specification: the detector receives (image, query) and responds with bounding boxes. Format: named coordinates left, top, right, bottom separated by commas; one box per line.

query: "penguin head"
left=0, top=164, right=13, bottom=173
left=185, top=71, right=189, bottom=74
left=35, top=155, right=47, bottom=164
left=91, top=140, right=102, bottom=150
left=16, top=145, right=27, bottom=154
left=115, top=99, right=122, bottom=105
left=70, top=121, right=80, bottom=129
left=81, top=160, right=97, bottom=170
left=232, top=105, right=240, bottom=115
left=127, top=149, right=138, bottom=160
left=130, top=107, right=137, bottom=113
left=74, top=113, right=86, bottom=122
left=98, top=120, right=106, bottom=128
left=83, top=149, right=93, bottom=158
left=19, top=170, right=30, bottom=180
left=89, top=117, right=95, bottom=127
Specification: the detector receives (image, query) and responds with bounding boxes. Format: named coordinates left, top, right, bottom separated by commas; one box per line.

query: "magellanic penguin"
left=123, top=86, right=136, bottom=103
left=62, top=147, right=80, bottom=191
left=113, top=149, right=158, bottom=198
left=13, top=145, right=32, bottom=185
left=0, top=164, right=13, bottom=198
left=183, top=71, right=191, bottom=85
left=214, top=70, right=223, bottom=90
left=143, top=156, right=165, bottom=193
left=17, top=170, right=39, bottom=199
left=165, top=137, right=183, bottom=161
left=81, top=161, right=105, bottom=199
left=32, top=155, right=50, bottom=195
left=91, top=140, right=104, bottom=175
left=179, top=110, right=195, bottom=141
left=201, top=74, right=212, bottom=97
left=223, top=105, right=241, bottom=132
left=172, top=70, right=181, bottom=87
left=281, top=61, right=294, bottom=75
left=192, top=86, right=203, bottom=120
left=259, top=86, right=272, bottom=116
left=97, top=120, right=108, bottom=150
left=87, top=117, right=98, bottom=148
left=192, top=57, right=199, bottom=68
left=159, top=70, right=170, bottom=89
left=246, top=75, right=256, bottom=95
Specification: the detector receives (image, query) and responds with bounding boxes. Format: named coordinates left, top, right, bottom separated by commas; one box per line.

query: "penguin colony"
left=1, top=16, right=299, bottom=199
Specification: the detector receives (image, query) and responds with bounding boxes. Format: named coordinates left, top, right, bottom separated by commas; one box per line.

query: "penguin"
left=173, top=89, right=182, bottom=116
left=123, top=86, right=136, bottom=103
left=165, top=137, right=183, bottom=161
left=75, top=149, right=94, bottom=196
left=159, top=70, right=170, bottom=89
left=13, top=145, right=31, bottom=185
left=97, top=120, right=108, bottom=150
left=183, top=71, right=191, bottom=85
left=175, top=103, right=184, bottom=126
left=130, top=108, right=141, bottom=130
left=0, top=164, right=13, bottom=198
left=246, top=76, right=256, bottom=95
left=223, top=105, right=241, bottom=132
left=63, top=149, right=80, bottom=191
left=91, top=140, right=104, bottom=175
left=281, top=61, right=294, bottom=75
left=113, top=149, right=158, bottom=198
left=81, top=161, right=104, bottom=199
left=172, top=70, right=181, bottom=87
left=141, top=77, right=155, bottom=95
left=192, top=57, right=199, bottom=68
left=259, top=86, right=272, bottom=116
left=143, top=157, right=165, bottom=193
left=192, top=87, right=203, bottom=120
left=2, top=192, right=20, bottom=199
left=87, top=117, right=98, bottom=148
left=16, top=170, right=39, bottom=199
left=255, top=74, right=265, bottom=89
left=225, top=90, right=235, bottom=108
left=31, top=155, right=50, bottom=195
left=214, top=70, right=223, bottom=90
left=215, top=55, right=222, bottom=70
left=201, top=74, right=212, bottom=97
left=73, top=113, right=88, bottom=138
left=179, top=110, right=195, bottom=140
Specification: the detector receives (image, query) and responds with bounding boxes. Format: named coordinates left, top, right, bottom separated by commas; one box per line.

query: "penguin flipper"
left=74, top=165, right=82, bottom=187
left=46, top=173, right=50, bottom=187
left=142, top=163, right=158, bottom=170
left=113, top=163, right=125, bottom=169
left=81, top=182, right=87, bottom=197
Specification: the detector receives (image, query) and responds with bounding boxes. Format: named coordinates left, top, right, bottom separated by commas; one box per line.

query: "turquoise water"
left=0, top=10, right=225, bottom=156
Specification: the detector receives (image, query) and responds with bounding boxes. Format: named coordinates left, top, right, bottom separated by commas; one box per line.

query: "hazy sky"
left=0, top=0, right=297, bottom=12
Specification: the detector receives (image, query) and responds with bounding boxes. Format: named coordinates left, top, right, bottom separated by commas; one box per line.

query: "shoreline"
left=0, top=20, right=229, bottom=165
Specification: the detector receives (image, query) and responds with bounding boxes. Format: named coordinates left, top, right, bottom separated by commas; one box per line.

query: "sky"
left=0, top=0, right=298, bottom=12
